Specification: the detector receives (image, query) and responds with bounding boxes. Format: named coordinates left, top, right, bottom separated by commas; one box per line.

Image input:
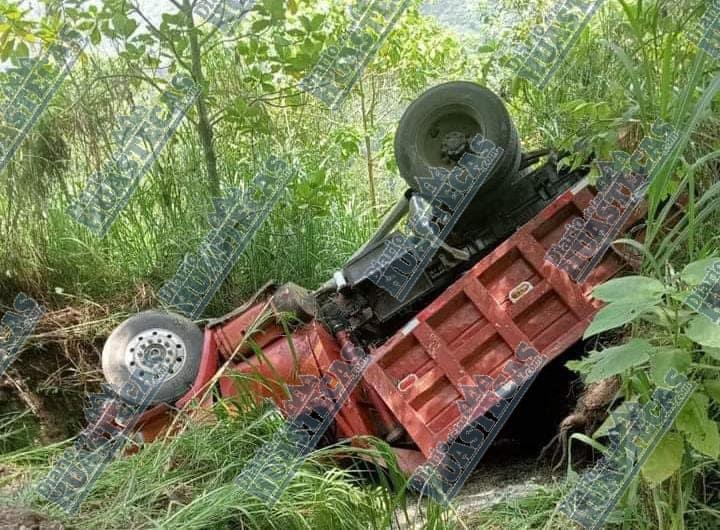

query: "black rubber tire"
left=101, top=311, right=203, bottom=407
left=394, top=81, right=521, bottom=195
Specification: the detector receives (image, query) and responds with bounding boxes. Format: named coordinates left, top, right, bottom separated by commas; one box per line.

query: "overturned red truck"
left=99, top=82, right=655, bottom=474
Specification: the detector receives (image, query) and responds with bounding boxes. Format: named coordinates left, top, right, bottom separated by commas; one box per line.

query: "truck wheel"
left=101, top=311, right=203, bottom=407
left=394, top=81, right=521, bottom=194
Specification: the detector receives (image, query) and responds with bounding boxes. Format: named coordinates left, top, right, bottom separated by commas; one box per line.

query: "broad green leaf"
left=586, top=339, right=652, bottom=383
left=584, top=299, right=659, bottom=338
left=252, top=18, right=271, bottom=32
left=641, top=432, right=683, bottom=487
left=310, top=14, right=324, bottom=31
left=592, top=276, right=664, bottom=304
left=649, top=348, right=691, bottom=387
left=266, top=0, right=285, bottom=19
left=15, top=41, right=28, bottom=57
left=705, top=381, right=720, bottom=405
left=684, top=314, right=720, bottom=348
left=698, top=421, right=720, bottom=459
left=640, top=305, right=675, bottom=328
left=680, top=257, right=720, bottom=286
left=677, top=393, right=720, bottom=458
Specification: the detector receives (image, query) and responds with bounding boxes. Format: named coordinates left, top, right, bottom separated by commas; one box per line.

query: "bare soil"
left=0, top=507, right=64, bottom=530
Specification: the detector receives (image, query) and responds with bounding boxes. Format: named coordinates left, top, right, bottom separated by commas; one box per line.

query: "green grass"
left=2, top=1, right=720, bottom=529
left=0, top=401, right=434, bottom=530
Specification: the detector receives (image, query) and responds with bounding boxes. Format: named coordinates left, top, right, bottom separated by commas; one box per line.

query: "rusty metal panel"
left=363, top=184, right=644, bottom=457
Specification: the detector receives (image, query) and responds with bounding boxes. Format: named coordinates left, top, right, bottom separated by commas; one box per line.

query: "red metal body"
left=136, top=182, right=648, bottom=472
left=360, top=185, right=643, bottom=459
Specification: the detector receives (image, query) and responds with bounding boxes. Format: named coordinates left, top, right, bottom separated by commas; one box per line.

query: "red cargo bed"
left=361, top=182, right=645, bottom=457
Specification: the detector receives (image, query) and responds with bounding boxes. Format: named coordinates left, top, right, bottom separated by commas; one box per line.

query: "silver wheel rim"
left=123, top=327, right=187, bottom=383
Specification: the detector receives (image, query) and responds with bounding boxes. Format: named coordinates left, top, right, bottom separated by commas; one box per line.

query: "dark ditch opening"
left=484, top=340, right=587, bottom=460
left=439, top=340, right=593, bottom=492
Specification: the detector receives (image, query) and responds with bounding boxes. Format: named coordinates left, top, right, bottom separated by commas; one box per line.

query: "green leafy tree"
left=61, top=0, right=328, bottom=195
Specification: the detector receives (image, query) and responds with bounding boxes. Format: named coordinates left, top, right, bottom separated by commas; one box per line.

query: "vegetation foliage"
left=0, top=0, right=718, bottom=529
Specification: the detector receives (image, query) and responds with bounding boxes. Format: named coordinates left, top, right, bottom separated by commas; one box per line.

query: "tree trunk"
left=184, top=0, right=220, bottom=196
left=359, top=80, right=377, bottom=216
